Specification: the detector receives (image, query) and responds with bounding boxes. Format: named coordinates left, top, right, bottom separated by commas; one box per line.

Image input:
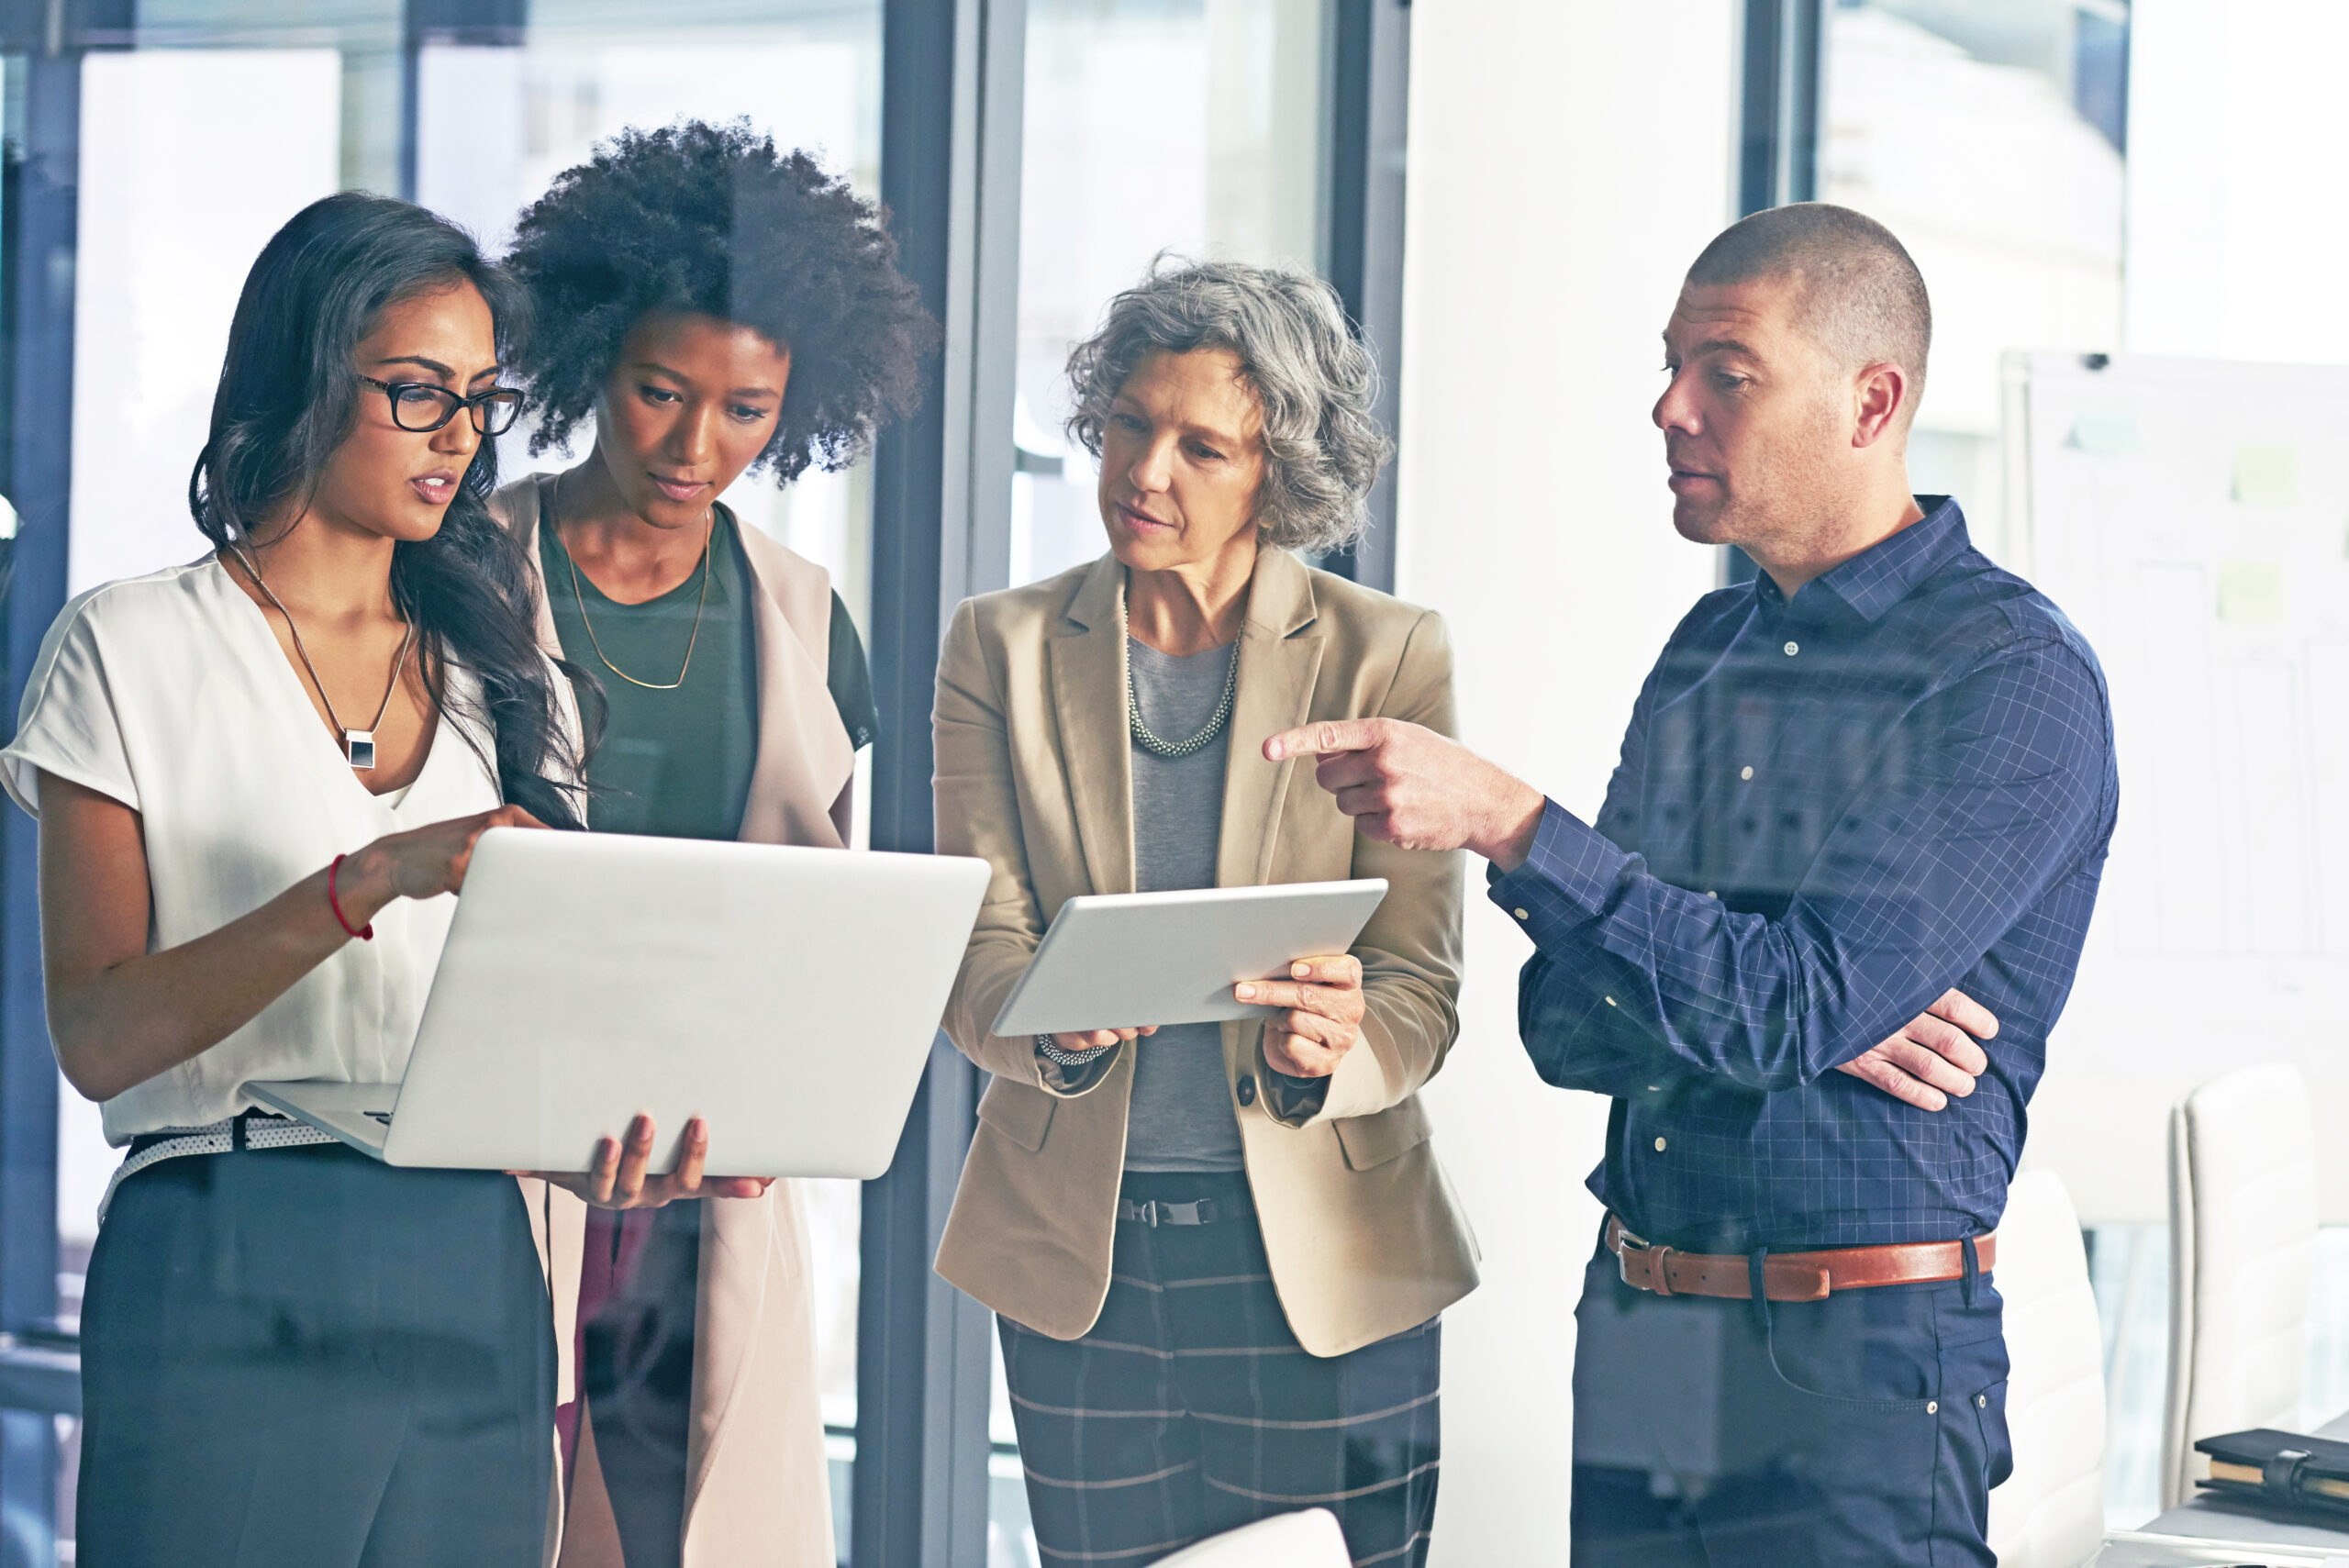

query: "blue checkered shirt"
left=1488, top=499, right=2118, bottom=1251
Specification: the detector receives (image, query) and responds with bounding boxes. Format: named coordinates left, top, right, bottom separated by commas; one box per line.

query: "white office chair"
left=2159, top=1062, right=2318, bottom=1509
left=1986, top=1169, right=2108, bottom=1568
left=1152, top=1508, right=1352, bottom=1567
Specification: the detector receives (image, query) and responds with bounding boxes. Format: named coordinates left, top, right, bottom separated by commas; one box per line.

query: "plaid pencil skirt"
left=998, top=1171, right=1442, bottom=1567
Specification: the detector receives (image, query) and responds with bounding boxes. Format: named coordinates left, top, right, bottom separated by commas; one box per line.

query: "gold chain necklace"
left=228, top=541, right=417, bottom=771
left=553, top=474, right=715, bottom=692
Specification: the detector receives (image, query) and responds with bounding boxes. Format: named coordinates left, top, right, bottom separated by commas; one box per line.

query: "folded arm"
left=1493, top=638, right=2109, bottom=1094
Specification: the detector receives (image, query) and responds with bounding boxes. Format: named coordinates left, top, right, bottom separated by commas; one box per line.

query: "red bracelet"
left=328, top=853, right=373, bottom=941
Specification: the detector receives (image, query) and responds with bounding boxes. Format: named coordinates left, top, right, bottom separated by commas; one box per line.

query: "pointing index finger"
left=1265, top=718, right=1376, bottom=763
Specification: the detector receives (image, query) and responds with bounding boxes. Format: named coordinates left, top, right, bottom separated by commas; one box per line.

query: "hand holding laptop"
left=513, top=1112, right=771, bottom=1209
left=254, top=835, right=991, bottom=1182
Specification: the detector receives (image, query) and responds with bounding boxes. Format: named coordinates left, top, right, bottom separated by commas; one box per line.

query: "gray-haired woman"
left=932, top=259, right=1475, bottom=1565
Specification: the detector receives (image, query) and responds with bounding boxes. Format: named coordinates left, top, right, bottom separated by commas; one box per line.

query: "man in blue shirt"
left=1261, top=205, right=2118, bottom=1563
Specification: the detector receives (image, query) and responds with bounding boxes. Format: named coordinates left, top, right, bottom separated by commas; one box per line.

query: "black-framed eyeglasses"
left=358, top=374, right=526, bottom=437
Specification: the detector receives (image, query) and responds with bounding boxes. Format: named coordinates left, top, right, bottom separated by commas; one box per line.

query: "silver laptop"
left=247, top=828, right=990, bottom=1181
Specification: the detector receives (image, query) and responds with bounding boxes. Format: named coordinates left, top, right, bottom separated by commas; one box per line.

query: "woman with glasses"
left=493, top=121, right=934, bottom=1568
left=1, top=194, right=588, bottom=1565
left=933, top=260, right=1473, bottom=1566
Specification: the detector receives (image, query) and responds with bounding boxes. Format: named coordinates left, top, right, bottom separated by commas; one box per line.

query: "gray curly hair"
left=1064, top=257, right=1393, bottom=554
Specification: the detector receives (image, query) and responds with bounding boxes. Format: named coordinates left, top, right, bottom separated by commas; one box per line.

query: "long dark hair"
left=190, top=192, right=587, bottom=828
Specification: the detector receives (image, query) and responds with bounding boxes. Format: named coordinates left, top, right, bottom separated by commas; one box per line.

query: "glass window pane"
left=1820, top=0, right=2129, bottom=560
left=1009, top=0, right=1330, bottom=589
left=42, top=8, right=881, bottom=1562
left=415, top=0, right=884, bottom=627
left=1824, top=0, right=2137, bottom=1529
left=988, top=4, right=1333, bottom=1561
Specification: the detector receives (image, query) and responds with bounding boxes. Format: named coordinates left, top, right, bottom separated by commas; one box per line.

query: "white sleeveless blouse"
left=1, top=557, right=541, bottom=1144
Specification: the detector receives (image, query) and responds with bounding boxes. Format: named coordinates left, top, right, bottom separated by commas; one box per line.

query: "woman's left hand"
left=1235, top=955, right=1365, bottom=1079
left=518, top=1114, right=773, bottom=1208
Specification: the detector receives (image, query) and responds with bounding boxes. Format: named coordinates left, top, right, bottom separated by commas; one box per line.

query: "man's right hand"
left=1834, top=989, right=1997, bottom=1111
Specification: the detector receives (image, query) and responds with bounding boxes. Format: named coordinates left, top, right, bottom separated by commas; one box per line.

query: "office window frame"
left=1720, top=0, right=1823, bottom=589
left=0, top=2, right=1411, bottom=1562
left=1317, top=0, right=1408, bottom=595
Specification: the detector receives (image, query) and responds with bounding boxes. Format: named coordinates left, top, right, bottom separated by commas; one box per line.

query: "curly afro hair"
left=504, top=119, right=937, bottom=483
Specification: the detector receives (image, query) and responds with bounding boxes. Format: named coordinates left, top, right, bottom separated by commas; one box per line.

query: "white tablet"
left=989, top=879, right=1388, bottom=1039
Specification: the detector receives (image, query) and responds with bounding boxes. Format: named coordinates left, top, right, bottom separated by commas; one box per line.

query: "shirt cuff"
left=1260, top=1067, right=1330, bottom=1128
left=1034, top=1036, right=1120, bottom=1096
left=1486, top=798, right=1635, bottom=951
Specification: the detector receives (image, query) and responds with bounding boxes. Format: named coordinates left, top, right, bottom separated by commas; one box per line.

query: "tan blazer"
left=932, top=546, right=1478, bottom=1358
left=494, top=473, right=846, bottom=1568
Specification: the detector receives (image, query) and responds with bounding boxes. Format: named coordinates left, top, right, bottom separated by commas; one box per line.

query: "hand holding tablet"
left=1234, top=953, right=1367, bottom=1078
left=1046, top=1024, right=1160, bottom=1055
left=989, top=880, right=1389, bottom=1050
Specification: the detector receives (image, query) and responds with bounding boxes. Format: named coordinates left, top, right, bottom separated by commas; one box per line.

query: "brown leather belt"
left=1605, top=1214, right=1996, bottom=1304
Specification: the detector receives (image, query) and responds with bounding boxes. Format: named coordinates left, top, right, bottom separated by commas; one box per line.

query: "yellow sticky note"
left=2068, top=410, right=2142, bottom=455
left=2218, top=560, right=2288, bottom=623
left=2232, top=444, right=2299, bottom=506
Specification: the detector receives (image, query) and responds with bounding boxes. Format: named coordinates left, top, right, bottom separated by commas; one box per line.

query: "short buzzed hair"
left=1687, top=203, right=1932, bottom=408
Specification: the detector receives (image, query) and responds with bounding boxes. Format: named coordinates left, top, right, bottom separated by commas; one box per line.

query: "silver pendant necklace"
left=1119, top=588, right=1240, bottom=761
left=230, top=542, right=417, bottom=770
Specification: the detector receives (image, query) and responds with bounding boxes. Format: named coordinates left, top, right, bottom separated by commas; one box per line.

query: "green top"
left=540, top=506, right=878, bottom=840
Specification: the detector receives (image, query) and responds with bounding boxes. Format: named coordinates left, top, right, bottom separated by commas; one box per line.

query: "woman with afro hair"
left=492, top=120, right=934, bottom=1568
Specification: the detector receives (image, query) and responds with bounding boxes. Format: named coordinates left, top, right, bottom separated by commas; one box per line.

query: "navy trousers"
left=1001, top=1171, right=1442, bottom=1567
left=79, top=1145, right=555, bottom=1568
left=1569, top=1241, right=2010, bottom=1566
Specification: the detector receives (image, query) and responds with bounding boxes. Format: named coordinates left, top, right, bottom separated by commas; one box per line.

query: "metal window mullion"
left=1319, top=0, right=1409, bottom=595
left=1738, top=0, right=1821, bottom=219
left=1724, top=0, right=1823, bottom=588
left=858, top=0, right=1024, bottom=1564
left=0, top=39, right=86, bottom=1568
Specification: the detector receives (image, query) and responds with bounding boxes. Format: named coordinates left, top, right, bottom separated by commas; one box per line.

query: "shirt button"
left=1604, top=996, right=1618, bottom=1006
left=1976, top=1394, right=1987, bottom=1408
left=1706, top=890, right=1719, bottom=898
left=1512, top=907, right=1529, bottom=920
left=1927, top=1400, right=1939, bottom=1415
left=1653, top=1137, right=1667, bottom=1152
left=1740, top=766, right=1753, bottom=781
left=1236, top=1074, right=1257, bottom=1106
left=1784, top=641, right=1799, bottom=657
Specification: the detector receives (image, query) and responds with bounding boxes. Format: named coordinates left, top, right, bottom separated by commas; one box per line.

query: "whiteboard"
left=2003, top=350, right=2349, bottom=1222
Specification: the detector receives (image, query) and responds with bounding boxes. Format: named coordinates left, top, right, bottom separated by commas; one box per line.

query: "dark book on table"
left=2197, top=1428, right=2349, bottom=1517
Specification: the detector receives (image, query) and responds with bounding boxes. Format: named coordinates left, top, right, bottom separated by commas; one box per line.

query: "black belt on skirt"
left=1115, top=1190, right=1255, bottom=1228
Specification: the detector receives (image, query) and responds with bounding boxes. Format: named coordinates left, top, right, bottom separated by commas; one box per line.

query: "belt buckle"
left=1138, top=1200, right=1159, bottom=1228
left=1612, top=1223, right=1678, bottom=1297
